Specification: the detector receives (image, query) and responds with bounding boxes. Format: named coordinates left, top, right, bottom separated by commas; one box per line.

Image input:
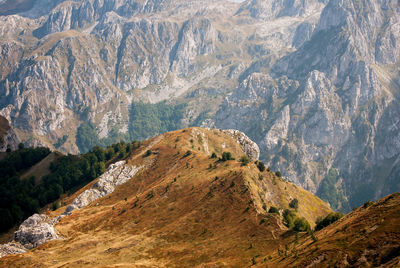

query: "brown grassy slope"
left=0, top=127, right=331, bottom=267
left=265, top=193, right=400, bottom=268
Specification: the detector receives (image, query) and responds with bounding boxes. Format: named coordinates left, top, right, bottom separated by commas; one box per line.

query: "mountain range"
left=0, top=0, right=399, bottom=211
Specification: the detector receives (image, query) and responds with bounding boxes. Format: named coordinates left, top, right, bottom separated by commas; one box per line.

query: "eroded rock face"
left=12, top=214, right=59, bottom=250
left=0, top=0, right=324, bottom=152
left=0, top=243, right=26, bottom=258
left=221, top=129, right=260, bottom=161
left=0, top=214, right=59, bottom=258
left=215, top=0, right=400, bottom=210
left=237, top=0, right=327, bottom=20
left=0, top=115, right=19, bottom=152
left=65, top=161, right=141, bottom=214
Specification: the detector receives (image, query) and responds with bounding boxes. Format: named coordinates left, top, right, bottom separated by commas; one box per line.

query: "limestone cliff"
left=0, top=115, right=19, bottom=152
left=214, top=0, right=400, bottom=210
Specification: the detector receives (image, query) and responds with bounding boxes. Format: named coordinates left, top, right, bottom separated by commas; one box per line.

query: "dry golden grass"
left=0, top=128, right=347, bottom=267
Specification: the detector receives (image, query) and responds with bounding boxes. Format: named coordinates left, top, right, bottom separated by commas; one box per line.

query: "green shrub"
left=311, top=231, right=318, bottom=242
left=315, top=212, right=344, bottom=231
left=183, top=150, right=192, bottom=157
left=144, top=150, right=152, bottom=157
left=289, top=198, right=299, bottom=210
left=239, top=155, right=250, bottom=166
left=221, top=152, right=234, bottom=161
left=275, top=171, right=282, bottom=177
left=256, top=161, right=266, bottom=172
left=363, top=201, right=374, bottom=208
left=268, top=206, right=279, bottom=214
left=282, top=209, right=311, bottom=232
left=52, top=201, right=61, bottom=211
left=283, top=209, right=296, bottom=229
left=211, top=152, right=217, bottom=158
left=293, top=217, right=311, bottom=232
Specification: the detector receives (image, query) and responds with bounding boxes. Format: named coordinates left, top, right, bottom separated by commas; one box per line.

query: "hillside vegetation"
left=0, top=141, right=137, bottom=234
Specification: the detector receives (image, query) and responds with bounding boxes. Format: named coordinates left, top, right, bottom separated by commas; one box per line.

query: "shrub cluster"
left=221, top=152, right=235, bottom=161
left=268, top=206, right=279, bottom=214
left=283, top=209, right=310, bottom=233
left=289, top=198, right=299, bottom=210
left=315, top=212, right=344, bottom=231
left=255, top=160, right=266, bottom=172
left=239, top=155, right=250, bottom=166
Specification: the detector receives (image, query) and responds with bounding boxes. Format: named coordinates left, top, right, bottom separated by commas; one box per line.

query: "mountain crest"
left=0, top=127, right=331, bottom=265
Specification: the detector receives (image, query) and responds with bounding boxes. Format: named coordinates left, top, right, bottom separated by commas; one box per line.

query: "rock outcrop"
left=237, top=0, right=327, bottom=20
left=0, top=115, right=19, bottom=152
left=65, top=161, right=142, bottom=214
left=0, top=243, right=26, bottom=258
left=12, top=214, right=59, bottom=250
left=0, top=214, right=59, bottom=258
left=221, top=129, right=260, bottom=161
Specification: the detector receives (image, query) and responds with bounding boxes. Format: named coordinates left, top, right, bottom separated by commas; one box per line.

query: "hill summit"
left=1, top=127, right=399, bottom=267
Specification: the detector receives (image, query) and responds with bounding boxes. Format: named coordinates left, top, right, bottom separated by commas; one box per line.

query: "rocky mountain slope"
left=213, top=0, right=400, bottom=210
left=1, top=128, right=399, bottom=267
left=0, top=0, right=325, bottom=151
left=0, top=0, right=399, bottom=210
left=0, top=115, right=19, bottom=152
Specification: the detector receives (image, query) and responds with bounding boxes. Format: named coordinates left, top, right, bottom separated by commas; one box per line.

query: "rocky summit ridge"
left=0, top=0, right=399, bottom=211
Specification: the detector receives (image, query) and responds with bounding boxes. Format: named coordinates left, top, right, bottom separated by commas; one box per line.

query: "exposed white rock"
left=0, top=243, right=26, bottom=258
left=0, top=214, right=59, bottom=257
left=64, top=161, right=142, bottom=214
left=12, top=214, right=59, bottom=250
left=221, top=129, right=260, bottom=161
left=237, top=0, right=326, bottom=20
